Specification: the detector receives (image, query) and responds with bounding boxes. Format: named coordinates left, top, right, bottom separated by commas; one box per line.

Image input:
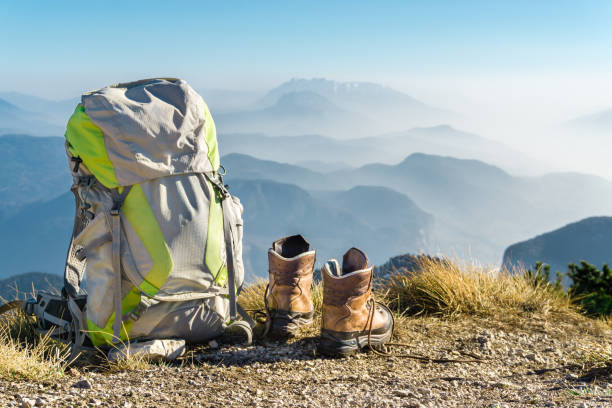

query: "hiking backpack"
left=52, top=78, right=248, bottom=354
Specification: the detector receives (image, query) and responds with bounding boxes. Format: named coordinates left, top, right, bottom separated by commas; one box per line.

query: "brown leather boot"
left=266, top=235, right=315, bottom=337
left=318, top=247, right=393, bottom=356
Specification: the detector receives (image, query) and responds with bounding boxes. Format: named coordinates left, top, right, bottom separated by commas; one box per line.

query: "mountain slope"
left=222, top=153, right=337, bottom=190
left=0, top=135, right=70, bottom=213
left=227, top=179, right=432, bottom=279
left=218, top=133, right=370, bottom=168
left=0, top=97, right=64, bottom=136
left=502, top=216, right=612, bottom=275
left=0, top=272, right=62, bottom=301
left=0, top=192, right=73, bottom=279
left=0, top=92, right=78, bottom=126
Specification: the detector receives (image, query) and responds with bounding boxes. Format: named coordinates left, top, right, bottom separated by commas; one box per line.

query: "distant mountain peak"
left=284, top=77, right=397, bottom=93
left=259, top=77, right=428, bottom=110
left=270, top=91, right=341, bottom=113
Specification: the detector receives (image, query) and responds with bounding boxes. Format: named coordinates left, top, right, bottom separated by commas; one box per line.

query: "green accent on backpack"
left=65, top=104, right=118, bottom=188
left=205, top=179, right=228, bottom=286
left=203, top=102, right=220, bottom=171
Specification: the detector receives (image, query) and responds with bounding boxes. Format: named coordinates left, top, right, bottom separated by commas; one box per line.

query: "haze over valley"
left=1, top=77, right=611, bottom=282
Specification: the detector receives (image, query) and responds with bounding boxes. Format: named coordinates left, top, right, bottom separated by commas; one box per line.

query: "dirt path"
left=1, top=317, right=610, bottom=407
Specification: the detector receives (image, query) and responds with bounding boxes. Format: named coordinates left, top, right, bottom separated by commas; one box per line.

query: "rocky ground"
left=0, top=315, right=610, bottom=408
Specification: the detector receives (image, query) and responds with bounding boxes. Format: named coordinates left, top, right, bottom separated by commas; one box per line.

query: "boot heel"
left=318, top=326, right=393, bottom=357
left=268, top=310, right=314, bottom=338
left=317, top=330, right=360, bottom=357
left=266, top=235, right=316, bottom=339
left=319, top=248, right=394, bottom=357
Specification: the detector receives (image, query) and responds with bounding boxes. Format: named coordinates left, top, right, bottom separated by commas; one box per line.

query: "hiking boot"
left=318, top=248, right=393, bottom=356
left=266, top=235, right=315, bottom=337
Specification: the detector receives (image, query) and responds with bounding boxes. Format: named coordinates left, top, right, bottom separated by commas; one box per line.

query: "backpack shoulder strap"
left=204, top=173, right=255, bottom=335
left=64, top=181, right=92, bottom=298
left=109, top=186, right=133, bottom=342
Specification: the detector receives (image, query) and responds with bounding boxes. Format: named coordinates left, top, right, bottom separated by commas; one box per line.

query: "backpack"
left=55, top=78, right=249, bottom=354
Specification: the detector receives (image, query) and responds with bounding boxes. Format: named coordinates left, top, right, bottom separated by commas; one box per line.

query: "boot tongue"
left=272, top=234, right=310, bottom=258
left=341, top=248, right=369, bottom=275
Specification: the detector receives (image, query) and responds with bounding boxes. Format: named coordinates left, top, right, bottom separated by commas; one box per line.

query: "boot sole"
left=268, top=310, right=314, bottom=338
left=317, top=327, right=393, bottom=357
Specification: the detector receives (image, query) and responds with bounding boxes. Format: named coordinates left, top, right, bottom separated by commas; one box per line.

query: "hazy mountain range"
left=1, top=77, right=610, bottom=288
left=0, top=177, right=432, bottom=281
left=219, top=125, right=544, bottom=176
left=1, top=135, right=611, bottom=282
left=225, top=152, right=612, bottom=264
left=215, top=78, right=457, bottom=138
left=0, top=78, right=459, bottom=140
left=0, top=135, right=433, bottom=280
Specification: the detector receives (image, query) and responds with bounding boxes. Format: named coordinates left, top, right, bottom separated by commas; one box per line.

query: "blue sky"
left=1, top=1, right=611, bottom=98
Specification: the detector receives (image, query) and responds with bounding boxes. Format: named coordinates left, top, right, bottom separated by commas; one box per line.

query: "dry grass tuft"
left=0, top=310, right=69, bottom=381
left=103, top=350, right=156, bottom=373
left=238, top=257, right=592, bottom=331
left=238, top=279, right=325, bottom=339
left=384, top=257, right=578, bottom=321
left=237, top=279, right=268, bottom=313
left=238, top=279, right=324, bottom=316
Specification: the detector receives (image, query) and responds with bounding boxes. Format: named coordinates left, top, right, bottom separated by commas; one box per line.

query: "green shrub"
left=525, top=262, right=564, bottom=294
left=567, top=261, right=612, bottom=317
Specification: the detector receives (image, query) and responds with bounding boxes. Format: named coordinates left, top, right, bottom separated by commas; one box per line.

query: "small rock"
left=71, top=379, right=93, bottom=389
left=19, top=398, right=35, bottom=408
left=34, top=398, right=45, bottom=407
left=208, top=340, right=219, bottom=349
left=393, top=389, right=412, bottom=398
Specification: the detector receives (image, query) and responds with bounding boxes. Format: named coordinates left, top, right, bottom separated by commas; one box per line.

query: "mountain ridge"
left=502, top=216, right=612, bottom=278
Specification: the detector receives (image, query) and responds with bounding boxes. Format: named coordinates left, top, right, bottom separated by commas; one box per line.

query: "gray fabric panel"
left=81, top=78, right=213, bottom=186
left=70, top=162, right=238, bottom=340
left=229, top=196, right=245, bottom=291
left=108, top=339, right=185, bottom=362
left=120, top=215, right=151, bottom=289
left=129, top=296, right=227, bottom=343
left=139, top=174, right=216, bottom=295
